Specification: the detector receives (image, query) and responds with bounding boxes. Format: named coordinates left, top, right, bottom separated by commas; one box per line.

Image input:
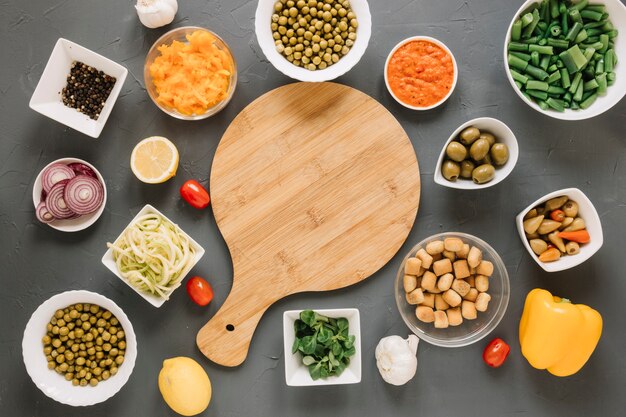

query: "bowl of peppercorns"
left=29, top=38, right=128, bottom=138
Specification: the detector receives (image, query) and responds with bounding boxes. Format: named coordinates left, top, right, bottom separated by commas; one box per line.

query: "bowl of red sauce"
left=385, top=36, right=458, bottom=110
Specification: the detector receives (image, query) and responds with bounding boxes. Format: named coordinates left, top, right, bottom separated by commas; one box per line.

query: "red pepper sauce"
left=387, top=40, right=455, bottom=108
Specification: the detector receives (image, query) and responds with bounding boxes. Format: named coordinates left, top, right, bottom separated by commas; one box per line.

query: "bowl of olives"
left=434, top=117, right=519, bottom=190
left=22, top=290, right=137, bottom=406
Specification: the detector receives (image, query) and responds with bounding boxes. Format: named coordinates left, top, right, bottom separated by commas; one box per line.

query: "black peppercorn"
left=61, top=61, right=116, bottom=120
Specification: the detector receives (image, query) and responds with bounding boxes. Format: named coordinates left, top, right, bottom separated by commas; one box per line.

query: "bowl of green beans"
left=504, top=0, right=626, bottom=120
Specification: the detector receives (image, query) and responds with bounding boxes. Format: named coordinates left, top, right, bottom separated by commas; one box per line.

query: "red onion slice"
left=64, top=175, right=104, bottom=215
left=41, top=163, right=75, bottom=193
left=35, top=201, right=56, bottom=224
left=67, top=162, right=97, bottom=178
left=45, top=180, right=75, bottom=219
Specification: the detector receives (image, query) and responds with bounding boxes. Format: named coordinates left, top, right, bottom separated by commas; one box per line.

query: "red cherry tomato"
left=180, top=180, right=210, bottom=209
left=483, top=337, right=510, bottom=368
left=186, top=276, right=214, bottom=306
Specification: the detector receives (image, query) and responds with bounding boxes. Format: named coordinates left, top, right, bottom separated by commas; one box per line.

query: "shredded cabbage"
left=107, top=213, right=196, bottom=299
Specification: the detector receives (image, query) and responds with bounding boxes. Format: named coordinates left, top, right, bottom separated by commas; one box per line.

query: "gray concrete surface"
left=2, top=0, right=626, bottom=416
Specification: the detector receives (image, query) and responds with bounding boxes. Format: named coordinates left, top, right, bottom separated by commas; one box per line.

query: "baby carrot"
left=550, top=209, right=565, bottom=222
left=557, top=229, right=590, bottom=243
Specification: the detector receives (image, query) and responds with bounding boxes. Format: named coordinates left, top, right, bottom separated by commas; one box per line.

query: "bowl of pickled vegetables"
left=504, top=0, right=626, bottom=120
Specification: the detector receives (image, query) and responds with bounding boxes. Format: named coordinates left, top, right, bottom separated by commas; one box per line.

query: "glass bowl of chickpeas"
left=22, top=290, right=137, bottom=406
left=395, top=232, right=510, bottom=347
left=255, top=0, right=372, bottom=82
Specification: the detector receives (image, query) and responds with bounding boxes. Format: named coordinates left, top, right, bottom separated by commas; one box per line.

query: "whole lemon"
left=158, top=357, right=212, bottom=416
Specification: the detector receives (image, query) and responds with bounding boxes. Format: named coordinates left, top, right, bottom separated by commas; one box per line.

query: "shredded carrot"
left=149, top=30, right=234, bottom=116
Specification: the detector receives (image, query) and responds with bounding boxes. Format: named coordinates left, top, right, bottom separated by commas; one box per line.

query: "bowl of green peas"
left=504, top=0, right=626, bottom=120
left=22, top=290, right=137, bottom=406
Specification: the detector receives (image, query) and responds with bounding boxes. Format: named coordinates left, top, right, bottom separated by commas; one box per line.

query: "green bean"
left=563, top=92, right=572, bottom=103
left=599, top=34, right=609, bottom=53
left=531, top=51, right=540, bottom=67
left=565, top=22, right=583, bottom=41
left=551, top=25, right=562, bottom=37
left=570, top=100, right=579, bottom=109
left=574, top=29, right=588, bottom=43
left=521, top=12, right=534, bottom=27
left=571, top=0, right=588, bottom=11
left=585, top=5, right=605, bottom=13
left=509, top=42, right=530, bottom=52
left=522, top=36, right=539, bottom=44
left=540, top=0, right=549, bottom=21
left=573, top=80, right=584, bottom=101
left=546, top=97, right=565, bottom=111
left=547, top=38, right=570, bottom=49
left=511, top=69, right=529, bottom=84
left=596, top=73, right=607, bottom=94
left=560, top=68, right=571, bottom=88
left=523, top=9, right=541, bottom=38
left=569, top=8, right=583, bottom=24
left=595, top=59, right=604, bottom=74
left=549, top=0, right=559, bottom=18
left=580, top=93, right=598, bottom=109
left=508, top=54, right=529, bottom=71
left=581, top=9, right=604, bottom=21
left=547, top=70, right=561, bottom=84
left=569, top=72, right=583, bottom=94
left=511, top=51, right=532, bottom=62
left=561, top=4, right=569, bottom=33
left=547, top=85, right=566, bottom=95
left=606, top=29, right=618, bottom=39
left=586, top=36, right=599, bottom=43
left=560, top=44, right=587, bottom=73
left=537, top=21, right=549, bottom=33
left=538, top=99, right=550, bottom=110
left=583, top=21, right=607, bottom=30
left=582, top=90, right=594, bottom=101
left=527, top=80, right=550, bottom=91
left=580, top=47, right=596, bottom=70
left=526, top=64, right=550, bottom=80
left=547, top=64, right=558, bottom=73
left=538, top=38, right=548, bottom=46
left=583, top=78, right=599, bottom=91
left=604, top=49, right=614, bottom=72
left=540, top=55, right=551, bottom=70
left=530, top=44, right=554, bottom=55
left=527, top=89, right=549, bottom=100
left=515, top=80, right=524, bottom=89
left=586, top=28, right=603, bottom=37
left=512, top=20, right=523, bottom=41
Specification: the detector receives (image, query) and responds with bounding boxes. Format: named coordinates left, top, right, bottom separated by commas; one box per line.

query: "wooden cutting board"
left=197, top=82, right=420, bottom=366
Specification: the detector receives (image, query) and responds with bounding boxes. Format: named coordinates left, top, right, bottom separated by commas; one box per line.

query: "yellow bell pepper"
left=519, top=288, right=602, bottom=377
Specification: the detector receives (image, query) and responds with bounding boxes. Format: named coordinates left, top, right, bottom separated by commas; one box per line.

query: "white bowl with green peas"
left=22, top=290, right=137, bottom=406
left=255, top=0, right=372, bottom=82
left=504, top=0, right=626, bottom=120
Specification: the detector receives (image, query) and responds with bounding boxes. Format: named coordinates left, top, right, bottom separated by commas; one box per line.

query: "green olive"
left=480, top=132, right=496, bottom=146
left=459, top=127, right=481, bottom=145
left=445, top=141, right=468, bottom=162
left=479, top=153, right=493, bottom=166
left=441, top=160, right=461, bottom=181
left=470, top=138, right=490, bottom=161
left=472, top=164, right=496, bottom=184
left=460, top=160, right=475, bottom=179
left=490, top=143, right=509, bottom=165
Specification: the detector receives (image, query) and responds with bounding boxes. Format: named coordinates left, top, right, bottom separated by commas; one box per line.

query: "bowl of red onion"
left=32, top=158, right=106, bottom=232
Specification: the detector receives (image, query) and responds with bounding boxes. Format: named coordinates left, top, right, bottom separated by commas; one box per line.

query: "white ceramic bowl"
left=395, top=233, right=510, bottom=347
left=516, top=188, right=603, bottom=272
left=503, top=0, right=626, bottom=120
left=255, top=0, right=372, bottom=82
left=29, top=38, right=128, bottom=138
left=384, top=36, right=458, bottom=110
left=283, top=308, right=361, bottom=386
left=22, top=290, right=137, bottom=406
left=434, top=117, right=519, bottom=190
left=32, top=158, right=107, bottom=232
left=101, top=204, right=205, bottom=307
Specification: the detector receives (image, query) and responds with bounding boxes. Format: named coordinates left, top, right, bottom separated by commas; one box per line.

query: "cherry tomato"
left=186, top=276, right=214, bottom=306
left=483, top=337, right=510, bottom=368
left=180, top=180, right=210, bottom=209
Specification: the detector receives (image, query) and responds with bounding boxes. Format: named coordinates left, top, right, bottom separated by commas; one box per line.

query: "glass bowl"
left=395, top=232, right=510, bottom=347
left=144, top=26, right=237, bottom=120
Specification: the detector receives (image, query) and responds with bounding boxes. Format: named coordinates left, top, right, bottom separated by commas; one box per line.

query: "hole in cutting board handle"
left=226, top=324, right=235, bottom=331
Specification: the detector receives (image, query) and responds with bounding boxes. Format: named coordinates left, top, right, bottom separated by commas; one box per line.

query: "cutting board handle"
left=196, top=279, right=274, bottom=367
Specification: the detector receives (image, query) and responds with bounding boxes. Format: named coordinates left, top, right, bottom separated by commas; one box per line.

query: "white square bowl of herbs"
left=283, top=308, right=361, bottom=386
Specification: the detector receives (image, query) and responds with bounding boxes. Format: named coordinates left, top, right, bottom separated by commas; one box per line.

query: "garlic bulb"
left=136, top=0, right=178, bottom=29
left=375, top=335, right=419, bottom=386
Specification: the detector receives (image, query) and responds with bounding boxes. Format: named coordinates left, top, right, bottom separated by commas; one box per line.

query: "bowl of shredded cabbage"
left=101, top=204, right=205, bottom=307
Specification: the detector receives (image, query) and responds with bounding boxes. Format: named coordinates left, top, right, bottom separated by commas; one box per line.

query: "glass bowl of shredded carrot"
left=144, top=27, right=237, bottom=120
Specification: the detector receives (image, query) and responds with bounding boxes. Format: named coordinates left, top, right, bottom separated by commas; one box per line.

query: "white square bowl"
left=29, top=38, right=128, bottom=138
left=101, top=204, right=205, bottom=307
left=283, top=308, right=361, bottom=387
left=516, top=188, right=603, bottom=272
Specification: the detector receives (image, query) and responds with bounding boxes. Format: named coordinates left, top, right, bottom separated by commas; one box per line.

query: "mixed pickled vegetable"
left=441, top=126, right=509, bottom=185
left=523, top=196, right=589, bottom=262
left=507, top=0, right=618, bottom=112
